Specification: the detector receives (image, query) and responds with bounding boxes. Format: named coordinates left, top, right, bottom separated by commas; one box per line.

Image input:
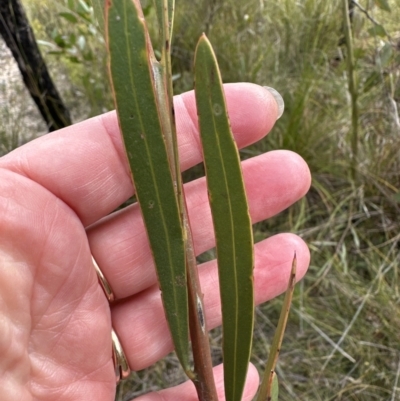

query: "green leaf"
left=106, top=0, right=190, bottom=372
left=67, top=55, right=80, bottom=63
left=367, top=24, right=386, bottom=38
left=374, top=0, right=391, bottom=12
left=77, top=0, right=91, bottom=15
left=194, top=34, right=254, bottom=401
left=52, top=33, right=68, bottom=48
left=379, top=42, right=393, bottom=67
left=256, top=254, right=297, bottom=401
left=59, top=12, right=78, bottom=23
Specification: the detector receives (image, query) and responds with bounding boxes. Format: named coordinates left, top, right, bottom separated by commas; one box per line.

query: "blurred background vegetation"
left=1, top=0, right=400, bottom=399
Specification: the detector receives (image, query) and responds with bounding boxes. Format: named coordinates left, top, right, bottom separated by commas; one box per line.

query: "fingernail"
left=263, top=86, right=284, bottom=119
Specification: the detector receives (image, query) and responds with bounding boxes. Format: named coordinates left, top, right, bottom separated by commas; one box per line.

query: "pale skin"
left=0, top=83, right=311, bottom=401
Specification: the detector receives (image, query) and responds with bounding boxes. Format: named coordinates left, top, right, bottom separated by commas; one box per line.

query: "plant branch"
left=185, top=215, right=219, bottom=401
left=256, top=253, right=297, bottom=401
left=160, top=1, right=218, bottom=398
left=352, top=0, right=392, bottom=41
left=342, top=0, right=359, bottom=181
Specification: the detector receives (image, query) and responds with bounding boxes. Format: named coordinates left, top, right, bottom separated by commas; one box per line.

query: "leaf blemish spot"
left=148, top=200, right=155, bottom=208
left=175, top=274, right=186, bottom=287
left=213, top=103, right=222, bottom=116
left=197, top=295, right=205, bottom=333
left=115, top=15, right=120, bottom=21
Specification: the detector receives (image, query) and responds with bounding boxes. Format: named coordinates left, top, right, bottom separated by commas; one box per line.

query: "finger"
left=88, top=150, right=311, bottom=299
left=111, top=233, right=310, bottom=371
left=0, top=84, right=278, bottom=226
left=135, top=363, right=259, bottom=401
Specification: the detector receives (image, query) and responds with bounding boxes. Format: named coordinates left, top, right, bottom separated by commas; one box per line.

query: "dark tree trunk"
left=0, top=0, right=72, bottom=132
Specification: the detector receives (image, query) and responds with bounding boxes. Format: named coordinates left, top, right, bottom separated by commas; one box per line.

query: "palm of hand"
left=0, top=170, right=114, bottom=400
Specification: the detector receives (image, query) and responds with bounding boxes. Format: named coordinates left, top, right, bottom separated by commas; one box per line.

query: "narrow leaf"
left=77, top=0, right=91, bottom=14
left=379, top=42, right=393, bottom=67
left=59, top=12, right=78, bottom=24
left=105, top=0, right=190, bottom=371
left=374, top=0, right=391, bottom=12
left=194, top=34, right=254, bottom=401
left=257, top=254, right=297, bottom=401
left=367, top=24, right=386, bottom=38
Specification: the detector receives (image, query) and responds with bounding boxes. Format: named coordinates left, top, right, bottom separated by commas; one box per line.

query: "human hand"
left=0, top=83, right=311, bottom=401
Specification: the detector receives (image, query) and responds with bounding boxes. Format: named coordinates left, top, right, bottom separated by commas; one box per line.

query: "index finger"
left=0, top=83, right=279, bottom=226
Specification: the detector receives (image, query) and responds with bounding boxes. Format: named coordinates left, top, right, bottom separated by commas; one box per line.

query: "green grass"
left=6, top=0, right=400, bottom=399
